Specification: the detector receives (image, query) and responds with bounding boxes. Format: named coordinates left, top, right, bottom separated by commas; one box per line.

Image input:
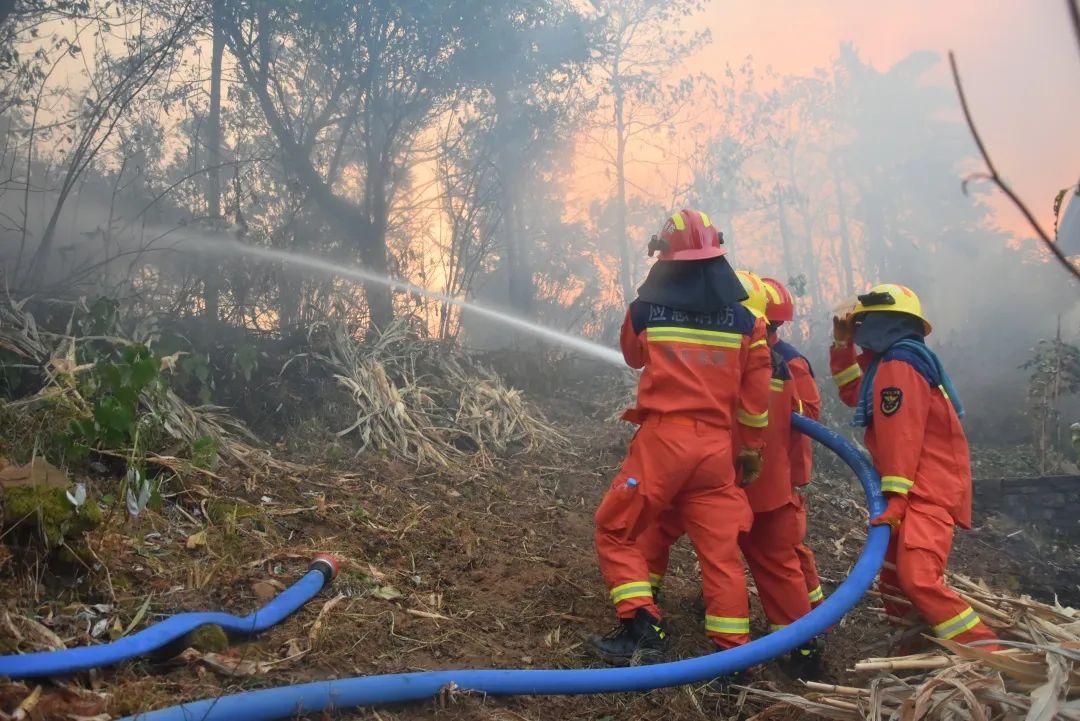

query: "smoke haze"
left=2, top=0, right=1077, bottom=447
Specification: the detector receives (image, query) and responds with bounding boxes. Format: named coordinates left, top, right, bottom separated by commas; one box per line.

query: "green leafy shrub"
left=65, top=344, right=165, bottom=455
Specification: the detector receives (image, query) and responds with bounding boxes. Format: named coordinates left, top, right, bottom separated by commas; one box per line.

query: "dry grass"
left=296, top=321, right=567, bottom=469
left=745, top=584, right=1079, bottom=720
left=0, top=296, right=261, bottom=471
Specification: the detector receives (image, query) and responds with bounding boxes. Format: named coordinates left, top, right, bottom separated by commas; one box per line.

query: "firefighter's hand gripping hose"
left=122, top=415, right=889, bottom=721
left=0, top=555, right=340, bottom=679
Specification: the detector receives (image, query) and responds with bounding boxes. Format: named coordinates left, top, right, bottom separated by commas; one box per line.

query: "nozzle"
left=309, top=554, right=341, bottom=583
left=647, top=234, right=669, bottom=257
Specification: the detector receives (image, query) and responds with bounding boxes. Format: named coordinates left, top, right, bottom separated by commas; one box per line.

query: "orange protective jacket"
left=773, top=338, right=820, bottom=487
left=620, top=300, right=772, bottom=449
left=742, top=351, right=797, bottom=513
left=830, top=343, right=973, bottom=528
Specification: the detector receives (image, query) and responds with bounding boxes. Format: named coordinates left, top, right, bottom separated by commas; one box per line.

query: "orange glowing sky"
left=693, top=0, right=1080, bottom=237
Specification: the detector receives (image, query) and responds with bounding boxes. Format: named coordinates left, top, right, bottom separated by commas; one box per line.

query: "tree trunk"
left=774, top=185, right=795, bottom=281
left=832, top=163, right=856, bottom=295
left=223, top=15, right=392, bottom=330
left=494, top=84, right=533, bottom=318
left=362, top=162, right=393, bottom=330
left=505, top=201, right=533, bottom=315
left=613, top=56, right=632, bottom=304
left=862, top=188, right=888, bottom=277
left=203, top=0, right=225, bottom=321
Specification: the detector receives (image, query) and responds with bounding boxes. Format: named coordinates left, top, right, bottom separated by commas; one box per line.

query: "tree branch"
left=1069, top=0, right=1080, bottom=60
left=948, top=50, right=1080, bottom=283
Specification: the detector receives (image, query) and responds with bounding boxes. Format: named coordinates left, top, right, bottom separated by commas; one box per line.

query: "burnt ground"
left=1, top=389, right=1078, bottom=720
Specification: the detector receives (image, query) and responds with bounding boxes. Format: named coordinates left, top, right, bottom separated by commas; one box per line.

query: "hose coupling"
left=309, top=554, right=341, bottom=583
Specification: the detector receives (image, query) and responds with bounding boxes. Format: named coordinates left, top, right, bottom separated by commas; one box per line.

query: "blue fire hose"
left=0, top=555, right=340, bottom=679
left=123, top=415, right=889, bottom=721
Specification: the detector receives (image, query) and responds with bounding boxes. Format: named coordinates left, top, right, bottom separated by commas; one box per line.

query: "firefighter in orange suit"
left=634, top=272, right=824, bottom=677
left=589, top=209, right=770, bottom=663
left=761, top=277, right=826, bottom=612
left=831, top=284, right=1000, bottom=650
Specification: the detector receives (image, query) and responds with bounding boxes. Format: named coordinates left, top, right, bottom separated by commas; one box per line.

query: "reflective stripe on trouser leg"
left=610, top=581, right=654, bottom=606
left=932, top=607, right=983, bottom=640
left=706, top=616, right=750, bottom=635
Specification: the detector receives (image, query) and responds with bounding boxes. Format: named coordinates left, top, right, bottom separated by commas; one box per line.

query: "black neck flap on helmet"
left=853, top=310, right=925, bottom=355
left=635, top=255, right=748, bottom=314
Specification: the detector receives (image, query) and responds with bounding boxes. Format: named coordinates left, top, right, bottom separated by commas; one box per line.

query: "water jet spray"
left=178, top=237, right=626, bottom=368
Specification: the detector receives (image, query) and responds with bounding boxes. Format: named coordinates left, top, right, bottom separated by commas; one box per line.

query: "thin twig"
left=1069, top=0, right=1080, bottom=60
left=948, top=51, right=1080, bottom=283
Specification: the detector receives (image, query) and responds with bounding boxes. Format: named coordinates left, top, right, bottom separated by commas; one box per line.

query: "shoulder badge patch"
left=880, top=386, right=903, bottom=416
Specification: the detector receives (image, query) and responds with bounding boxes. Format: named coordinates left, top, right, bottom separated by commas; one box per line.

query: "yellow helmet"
left=736, top=270, right=768, bottom=319
left=852, top=283, right=932, bottom=335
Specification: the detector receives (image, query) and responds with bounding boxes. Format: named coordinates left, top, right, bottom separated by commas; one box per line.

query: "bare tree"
left=949, top=48, right=1080, bottom=284
left=202, top=0, right=225, bottom=320
left=22, top=6, right=195, bottom=288
left=222, top=0, right=470, bottom=329
left=590, top=0, right=710, bottom=303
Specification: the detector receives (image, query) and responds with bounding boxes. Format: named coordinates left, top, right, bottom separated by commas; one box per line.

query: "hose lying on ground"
left=124, top=415, right=889, bottom=721
left=0, top=555, right=339, bottom=679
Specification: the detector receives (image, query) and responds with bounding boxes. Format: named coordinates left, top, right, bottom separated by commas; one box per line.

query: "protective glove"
left=832, top=314, right=854, bottom=345
left=736, top=448, right=764, bottom=486
left=870, top=494, right=908, bottom=530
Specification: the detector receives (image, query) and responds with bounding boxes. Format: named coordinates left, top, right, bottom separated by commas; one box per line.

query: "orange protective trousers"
left=594, top=415, right=753, bottom=649
left=643, top=502, right=813, bottom=631
left=878, top=503, right=999, bottom=646
left=793, top=495, right=824, bottom=607
left=738, top=501, right=813, bottom=629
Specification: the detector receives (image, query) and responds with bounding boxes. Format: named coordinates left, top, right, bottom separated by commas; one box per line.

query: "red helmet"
left=647, top=209, right=724, bottom=261
left=761, top=277, right=794, bottom=322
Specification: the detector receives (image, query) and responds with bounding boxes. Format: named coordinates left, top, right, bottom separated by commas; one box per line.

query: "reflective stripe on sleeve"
left=610, top=581, right=653, bottom=605
left=833, top=363, right=861, bottom=386
left=881, top=475, right=914, bottom=494
left=737, top=407, right=769, bottom=428
left=770, top=378, right=784, bottom=392
left=932, top=607, right=983, bottom=639
left=808, top=586, right=824, bottom=603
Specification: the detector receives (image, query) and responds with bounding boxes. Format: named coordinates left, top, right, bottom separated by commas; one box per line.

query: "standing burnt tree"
left=221, top=0, right=471, bottom=329
left=589, top=0, right=710, bottom=304
left=454, top=0, right=589, bottom=319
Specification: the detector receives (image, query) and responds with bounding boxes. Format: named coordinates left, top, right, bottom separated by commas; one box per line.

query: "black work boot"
left=783, top=636, right=826, bottom=680
left=588, top=609, right=667, bottom=665
left=708, top=668, right=748, bottom=693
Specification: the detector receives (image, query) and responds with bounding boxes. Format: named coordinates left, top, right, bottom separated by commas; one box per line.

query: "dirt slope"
left=0, top=398, right=1073, bottom=720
